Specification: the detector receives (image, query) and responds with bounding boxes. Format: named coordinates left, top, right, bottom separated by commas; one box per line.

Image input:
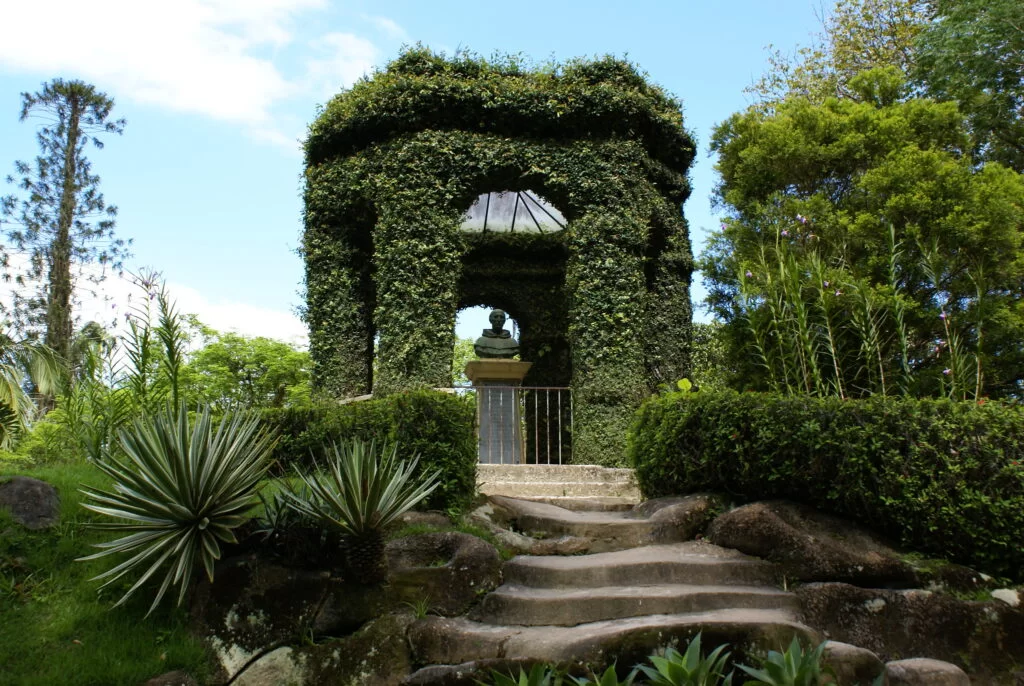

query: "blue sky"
left=0, top=0, right=825, bottom=345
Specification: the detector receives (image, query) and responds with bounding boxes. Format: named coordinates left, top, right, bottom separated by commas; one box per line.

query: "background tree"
left=0, top=79, right=129, bottom=370
left=747, top=0, right=930, bottom=107
left=914, top=0, right=1024, bottom=172
left=183, top=331, right=311, bottom=410
left=706, top=69, right=1024, bottom=398
left=451, top=336, right=475, bottom=386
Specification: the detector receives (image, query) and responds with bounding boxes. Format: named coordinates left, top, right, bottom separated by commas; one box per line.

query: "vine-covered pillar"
left=567, top=210, right=650, bottom=466
left=372, top=188, right=462, bottom=396
left=304, top=224, right=375, bottom=398
left=644, top=203, right=694, bottom=388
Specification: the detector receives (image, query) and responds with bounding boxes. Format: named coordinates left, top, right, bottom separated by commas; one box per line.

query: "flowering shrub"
left=628, top=390, right=1024, bottom=580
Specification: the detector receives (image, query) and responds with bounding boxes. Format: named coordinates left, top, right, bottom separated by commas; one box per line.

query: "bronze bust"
left=474, top=309, right=519, bottom=359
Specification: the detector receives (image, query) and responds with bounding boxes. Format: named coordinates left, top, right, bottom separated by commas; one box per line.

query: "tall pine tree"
left=1, top=79, right=129, bottom=369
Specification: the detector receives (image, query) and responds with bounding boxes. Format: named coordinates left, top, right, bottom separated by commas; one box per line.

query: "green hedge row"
left=628, top=390, right=1024, bottom=580
left=262, top=390, right=476, bottom=515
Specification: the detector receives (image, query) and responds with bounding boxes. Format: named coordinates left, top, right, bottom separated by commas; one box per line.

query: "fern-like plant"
left=283, top=439, right=440, bottom=583
left=79, top=403, right=276, bottom=614
left=736, top=636, right=832, bottom=686
left=635, top=633, right=734, bottom=685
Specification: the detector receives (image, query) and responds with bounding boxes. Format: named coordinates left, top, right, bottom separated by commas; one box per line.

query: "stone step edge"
left=486, top=582, right=795, bottom=598
left=408, top=609, right=815, bottom=666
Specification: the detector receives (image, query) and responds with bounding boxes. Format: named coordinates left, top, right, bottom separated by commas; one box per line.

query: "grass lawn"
left=0, top=461, right=209, bottom=686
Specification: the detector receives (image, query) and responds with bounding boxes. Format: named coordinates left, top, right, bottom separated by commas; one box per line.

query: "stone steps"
left=502, top=496, right=637, bottom=512
left=471, top=583, right=801, bottom=626
left=405, top=494, right=814, bottom=682
left=476, top=464, right=641, bottom=500
left=409, top=609, right=816, bottom=667
left=502, top=542, right=782, bottom=588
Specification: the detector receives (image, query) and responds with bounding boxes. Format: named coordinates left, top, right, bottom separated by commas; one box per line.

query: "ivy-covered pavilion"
left=302, top=48, right=696, bottom=465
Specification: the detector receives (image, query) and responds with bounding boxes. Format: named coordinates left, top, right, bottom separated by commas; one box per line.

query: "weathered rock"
left=798, top=582, right=1024, bottom=680
left=634, top=494, right=726, bottom=542
left=993, top=589, right=1020, bottom=608
left=143, top=670, right=199, bottom=686
left=885, top=658, right=970, bottom=685
left=0, top=476, right=60, bottom=529
left=404, top=659, right=557, bottom=685
left=410, top=611, right=817, bottom=668
left=190, top=556, right=388, bottom=681
left=300, top=614, right=415, bottom=685
left=232, top=647, right=305, bottom=686
left=821, top=641, right=884, bottom=685
left=397, top=511, right=452, bottom=529
left=386, top=532, right=502, bottom=616
left=228, top=614, right=415, bottom=686
left=707, top=501, right=917, bottom=586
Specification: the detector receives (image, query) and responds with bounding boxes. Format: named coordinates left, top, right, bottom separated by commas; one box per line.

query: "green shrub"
left=263, top=389, right=476, bottom=514
left=628, top=390, right=1024, bottom=580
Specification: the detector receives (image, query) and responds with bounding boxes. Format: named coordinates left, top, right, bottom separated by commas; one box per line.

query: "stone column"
left=465, top=360, right=532, bottom=464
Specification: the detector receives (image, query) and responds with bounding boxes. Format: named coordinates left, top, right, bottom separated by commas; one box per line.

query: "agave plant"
left=79, top=403, right=276, bottom=614
left=635, top=633, right=734, bottom=685
left=569, top=664, right=636, bottom=685
left=736, top=636, right=832, bottom=686
left=283, top=438, right=440, bottom=583
left=478, top=664, right=564, bottom=686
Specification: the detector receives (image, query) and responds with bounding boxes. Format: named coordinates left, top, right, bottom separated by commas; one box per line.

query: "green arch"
left=303, top=48, right=696, bottom=465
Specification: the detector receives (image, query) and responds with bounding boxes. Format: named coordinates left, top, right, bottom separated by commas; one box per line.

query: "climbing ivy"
left=303, top=47, right=696, bottom=465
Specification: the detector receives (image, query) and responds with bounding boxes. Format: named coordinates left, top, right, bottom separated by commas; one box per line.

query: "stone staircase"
left=476, top=464, right=641, bottom=503
left=407, top=479, right=817, bottom=681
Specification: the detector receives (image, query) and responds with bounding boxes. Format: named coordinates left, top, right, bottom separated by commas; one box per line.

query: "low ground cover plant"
left=480, top=634, right=846, bottom=686
left=628, top=389, right=1024, bottom=580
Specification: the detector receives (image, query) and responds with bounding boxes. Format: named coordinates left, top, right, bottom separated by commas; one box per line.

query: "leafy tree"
left=915, top=0, right=1024, bottom=171
left=688, top=322, right=732, bottom=392
left=706, top=69, right=1024, bottom=398
left=452, top=336, right=475, bottom=386
left=0, top=79, right=129, bottom=369
left=747, top=0, right=930, bottom=107
left=183, top=331, right=311, bottom=410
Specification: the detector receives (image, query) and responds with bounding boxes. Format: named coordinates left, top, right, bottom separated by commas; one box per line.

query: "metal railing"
left=470, top=385, right=573, bottom=465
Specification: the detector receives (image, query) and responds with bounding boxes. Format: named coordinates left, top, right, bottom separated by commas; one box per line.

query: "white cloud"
left=0, top=0, right=375, bottom=137
left=304, top=32, right=379, bottom=99
left=1, top=257, right=307, bottom=348
left=362, top=14, right=408, bottom=41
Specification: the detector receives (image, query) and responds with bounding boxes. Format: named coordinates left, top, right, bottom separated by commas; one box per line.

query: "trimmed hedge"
left=628, top=390, right=1024, bottom=580
left=262, top=390, right=476, bottom=514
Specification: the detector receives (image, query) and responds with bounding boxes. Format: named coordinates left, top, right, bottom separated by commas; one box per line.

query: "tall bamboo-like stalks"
left=969, top=268, right=987, bottom=400
left=807, top=252, right=846, bottom=398
left=780, top=248, right=824, bottom=395
left=737, top=271, right=779, bottom=392
left=919, top=240, right=972, bottom=400
left=886, top=225, right=912, bottom=396
left=846, top=282, right=888, bottom=396
left=757, top=245, right=797, bottom=393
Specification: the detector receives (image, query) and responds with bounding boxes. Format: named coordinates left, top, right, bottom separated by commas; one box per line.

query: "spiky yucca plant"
left=79, top=403, right=276, bottom=614
left=284, top=439, right=440, bottom=584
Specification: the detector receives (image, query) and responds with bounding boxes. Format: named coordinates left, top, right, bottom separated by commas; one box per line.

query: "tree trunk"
left=46, top=94, right=81, bottom=372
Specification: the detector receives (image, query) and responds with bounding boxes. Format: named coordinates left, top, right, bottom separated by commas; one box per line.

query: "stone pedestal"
left=464, top=360, right=532, bottom=465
